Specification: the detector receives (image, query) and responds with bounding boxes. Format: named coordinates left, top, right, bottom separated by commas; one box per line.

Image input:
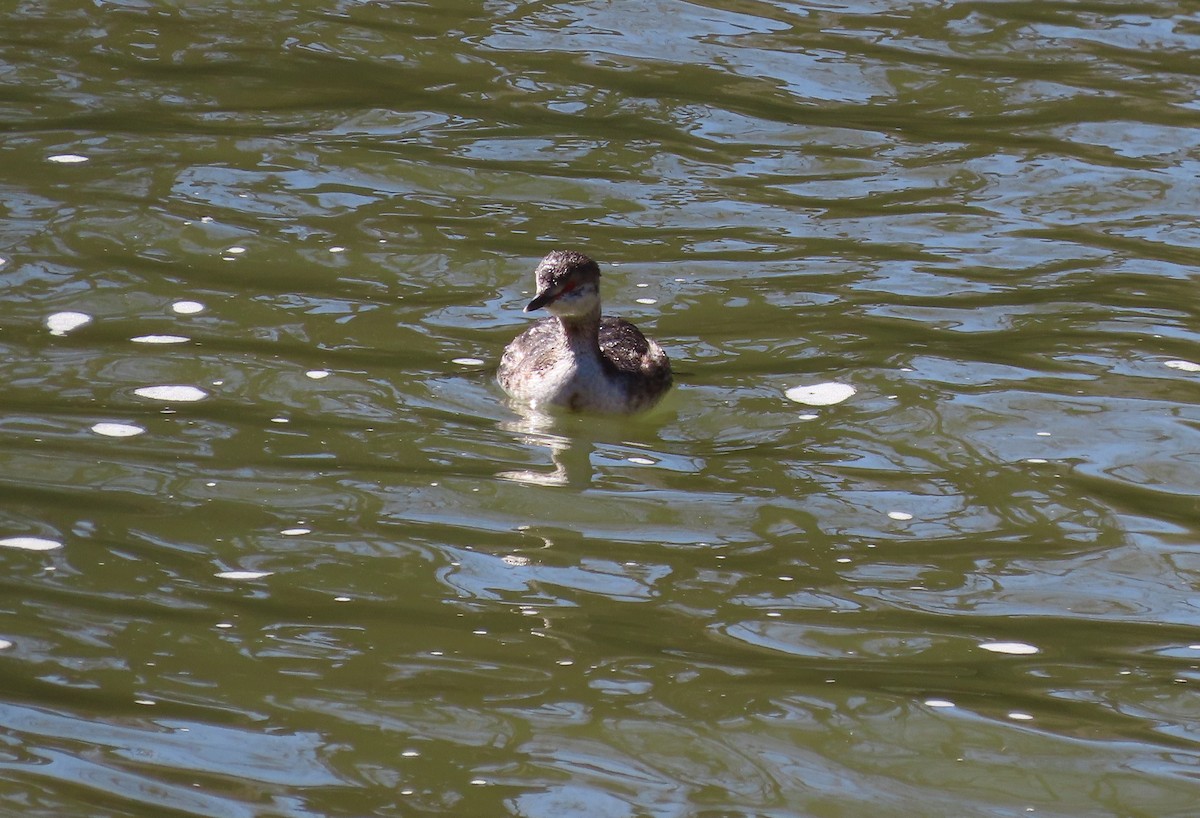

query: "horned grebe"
left=498, top=250, right=672, bottom=414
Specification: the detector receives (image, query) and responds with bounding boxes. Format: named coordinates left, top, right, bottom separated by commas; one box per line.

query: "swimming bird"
left=498, top=250, right=672, bottom=414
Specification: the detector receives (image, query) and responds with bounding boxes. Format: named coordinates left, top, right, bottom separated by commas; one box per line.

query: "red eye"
left=561, top=281, right=576, bottom=293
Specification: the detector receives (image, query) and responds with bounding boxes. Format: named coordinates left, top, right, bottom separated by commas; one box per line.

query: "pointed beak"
left=524, top=287, right=558, bottom=312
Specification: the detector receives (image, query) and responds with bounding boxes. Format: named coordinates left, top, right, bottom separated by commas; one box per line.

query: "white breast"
left=524, top=354, right=628, bottom=412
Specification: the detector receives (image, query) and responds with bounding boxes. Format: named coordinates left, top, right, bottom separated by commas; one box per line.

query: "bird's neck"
left=558, top=308, right=602, bottom=354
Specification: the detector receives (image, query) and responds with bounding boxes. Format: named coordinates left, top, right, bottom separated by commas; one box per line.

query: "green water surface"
left=2, top=1, right=1200, bottom=815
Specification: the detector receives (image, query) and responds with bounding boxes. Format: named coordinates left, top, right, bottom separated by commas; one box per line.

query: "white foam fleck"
left=925, top=699, right=955, bottom=708
left=0, top=639, right=12, bottom=650
left=501, top=555, right=530, bottom=567
left=980, top=641, right=1040, bottom=655
left=452, top=357, right=485, bottom=366
left=887, top=511, right=913, bottom=521
left=225, top=246, right=246, bottom=255
left=91, top=422, right=145, bottom=438
left=1025, top=458, right=1048, bottom=464
left=635, top=297, right=657, bottom=305
left=281, top=528, right=311, bottom=536
left=134, top=385, right=208, bottom=402
left=215, top=570, right=273, bottom=580
left=785, top=382, right=856, bottom=406
left=171, top=300, right=205, bottom=315
left=48, top=153, right=89, bottom=164
left=134, top=699, right=156, bottom=706
left=1165, top=359, right=1200, bottom=372
left=627, top=456, right=655, bottom=465
left=305, top=369, right=331, bottom=379
left=46, top=311, right=92, bottom=336
left=330, top=246, right=347, bottom=253
left=131, top=334, right=190, bottom=344
left=270, top=417, right=289, bottom=424
left=1008, top=712, right=1034, bottom=721
left=0, top=537, right=62, bottom=551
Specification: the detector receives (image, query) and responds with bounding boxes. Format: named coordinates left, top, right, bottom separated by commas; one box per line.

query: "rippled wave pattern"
left=3, top=1, right=1200, bottom=815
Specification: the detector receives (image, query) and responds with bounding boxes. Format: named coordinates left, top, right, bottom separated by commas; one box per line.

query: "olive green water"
left=3, top=1, right=1200, bottom=816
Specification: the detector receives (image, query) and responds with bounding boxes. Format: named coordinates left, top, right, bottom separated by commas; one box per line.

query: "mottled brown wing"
left=497, top=318, right=562, bottom=390
left=598, top=316, right=672, bottom=408
left=598, top=317, right=655, bottom=374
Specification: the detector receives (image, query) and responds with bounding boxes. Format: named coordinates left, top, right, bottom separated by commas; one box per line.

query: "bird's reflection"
left=496, top=407, right=598, bottom=488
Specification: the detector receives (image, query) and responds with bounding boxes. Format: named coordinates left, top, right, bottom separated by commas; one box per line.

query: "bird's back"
left=498, top=316, right=672, bottom=413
